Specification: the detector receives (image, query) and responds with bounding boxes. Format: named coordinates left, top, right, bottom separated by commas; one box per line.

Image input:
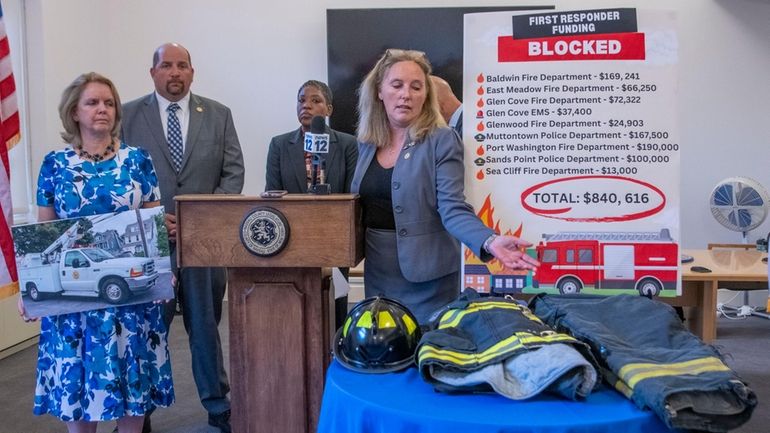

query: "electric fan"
left=709, top=176, right=770, bottom=319
left=710, top=177, right=769, bottom=243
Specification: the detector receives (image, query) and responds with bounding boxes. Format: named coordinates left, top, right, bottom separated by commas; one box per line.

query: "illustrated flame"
left=477, top=86, right=485, bottom=95
left=476, top=73, right=484, bottom=83
left=477, top=99, right=484, bottom=108
left=464, top=194, right=525, bottom=275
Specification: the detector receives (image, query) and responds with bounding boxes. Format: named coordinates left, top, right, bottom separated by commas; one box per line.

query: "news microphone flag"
left=305, top=116, right=330, bottom=194
left=304, top=116, right=330, bottom=154
left=0, top=0, right=20, bottom=300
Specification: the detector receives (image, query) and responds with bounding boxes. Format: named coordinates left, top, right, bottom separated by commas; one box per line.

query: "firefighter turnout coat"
left=531, top=294, right=757, bottom=432
left=416, top=289, right=597, bottom=400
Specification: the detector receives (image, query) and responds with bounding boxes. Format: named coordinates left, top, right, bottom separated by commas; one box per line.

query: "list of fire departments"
left=463, top=8, right=681, bottom=296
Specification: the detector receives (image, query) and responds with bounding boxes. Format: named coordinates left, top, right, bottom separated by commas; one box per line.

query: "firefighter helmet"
left=333, top=296, right=422, bottom=373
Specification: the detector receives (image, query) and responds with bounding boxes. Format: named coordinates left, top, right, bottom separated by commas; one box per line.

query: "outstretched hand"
left=487, top=235, right=540, bottom=270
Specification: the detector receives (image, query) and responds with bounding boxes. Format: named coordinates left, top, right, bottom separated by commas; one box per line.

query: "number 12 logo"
left=304, top=134, right=329, bottom=153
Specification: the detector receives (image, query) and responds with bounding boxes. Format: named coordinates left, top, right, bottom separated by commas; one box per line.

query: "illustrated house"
left=464, top=264, right=491, bottom=292
left=490, top=273, right=527, bottom=294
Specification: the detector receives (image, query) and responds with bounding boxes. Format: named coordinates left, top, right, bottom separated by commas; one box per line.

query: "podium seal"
left=240, top=207, right=290, bottom=257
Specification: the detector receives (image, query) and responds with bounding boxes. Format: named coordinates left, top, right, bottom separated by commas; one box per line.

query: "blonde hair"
left=58, top=72, right=122, bottom=148
left=357, top=49, right=445, bottom=147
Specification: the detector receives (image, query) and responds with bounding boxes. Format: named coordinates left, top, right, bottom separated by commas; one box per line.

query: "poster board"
left=14, top=207, right=173, bottom=317
left=463, top=8, right=680, bottom=297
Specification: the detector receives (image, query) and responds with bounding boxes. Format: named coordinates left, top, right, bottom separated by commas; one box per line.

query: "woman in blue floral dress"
left=18, top=72, right=174, bottom=433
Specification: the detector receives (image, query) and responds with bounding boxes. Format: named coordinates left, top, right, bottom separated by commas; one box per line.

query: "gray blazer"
left=351, top=127, right=494, bottom=283
left=121, top=93, right=245, bottom=213
left=266, top=127, right=358, bottom=193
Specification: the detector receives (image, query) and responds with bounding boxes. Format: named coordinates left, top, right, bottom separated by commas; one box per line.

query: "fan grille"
left=710, top=177, right=769, bottom=232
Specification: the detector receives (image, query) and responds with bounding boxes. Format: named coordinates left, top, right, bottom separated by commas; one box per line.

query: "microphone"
left=304, top=115, right=331, bottom=195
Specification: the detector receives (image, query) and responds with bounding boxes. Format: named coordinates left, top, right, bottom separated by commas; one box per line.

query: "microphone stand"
left=310, top=154, right=330, bottom=195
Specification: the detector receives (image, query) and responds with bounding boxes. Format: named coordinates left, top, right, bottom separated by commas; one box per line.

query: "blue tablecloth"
left=318, top=360, right=672, bottom=433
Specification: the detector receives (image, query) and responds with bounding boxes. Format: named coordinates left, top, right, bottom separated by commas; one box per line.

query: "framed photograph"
left=13, top=207, right=173, bottom=317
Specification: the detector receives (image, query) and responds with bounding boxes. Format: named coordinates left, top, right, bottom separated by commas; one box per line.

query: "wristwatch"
left=483, top=233, right=499, bottom=254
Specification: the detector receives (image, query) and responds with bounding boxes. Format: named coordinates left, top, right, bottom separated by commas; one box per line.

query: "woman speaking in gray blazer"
left=351, top=49, right=540, bottom=324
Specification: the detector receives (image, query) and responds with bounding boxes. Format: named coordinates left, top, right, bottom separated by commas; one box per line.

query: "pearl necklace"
left=76, top=141, right=115, bottom=162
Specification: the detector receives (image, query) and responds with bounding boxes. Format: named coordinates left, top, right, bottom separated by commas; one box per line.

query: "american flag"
left=0, top=0, right=20, bottom=300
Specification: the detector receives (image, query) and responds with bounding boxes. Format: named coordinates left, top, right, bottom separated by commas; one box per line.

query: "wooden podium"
left=175, top=194, right=363, bottom=433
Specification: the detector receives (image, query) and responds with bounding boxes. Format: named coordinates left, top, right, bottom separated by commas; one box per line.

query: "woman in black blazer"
left=265, top=80, right=358, bottom=328
left=266, top=80, right=358, bottom=194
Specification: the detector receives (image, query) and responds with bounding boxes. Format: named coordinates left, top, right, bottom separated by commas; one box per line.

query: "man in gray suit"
left=122, top=43, right=244, bottom=433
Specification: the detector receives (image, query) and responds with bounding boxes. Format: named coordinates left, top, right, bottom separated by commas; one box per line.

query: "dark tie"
left=167, top=103, right=183, bottom=172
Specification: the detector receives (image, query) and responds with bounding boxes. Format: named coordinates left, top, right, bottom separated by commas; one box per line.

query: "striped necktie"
left=167, top=103, right=183, bottom=171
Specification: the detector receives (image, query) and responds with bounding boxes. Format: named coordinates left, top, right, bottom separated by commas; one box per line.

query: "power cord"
left=716, top=290, right=748, bottom=320
left=717, top=303, right=751, bottom=320
left=737, top=305, right=757, bottom=317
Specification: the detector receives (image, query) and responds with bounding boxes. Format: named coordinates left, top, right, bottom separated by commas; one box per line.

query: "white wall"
left=14, top=0, right=770, bottom=249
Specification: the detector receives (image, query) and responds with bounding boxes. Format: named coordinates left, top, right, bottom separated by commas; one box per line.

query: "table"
left=317, top=360, right=671, bottom=433
left=667, top=249, right=768, bottom=343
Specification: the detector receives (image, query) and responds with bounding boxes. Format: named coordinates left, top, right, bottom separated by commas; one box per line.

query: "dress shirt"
left=449, top=106, right=463, bottom=131
left=155, top=91, right=191, bottom=152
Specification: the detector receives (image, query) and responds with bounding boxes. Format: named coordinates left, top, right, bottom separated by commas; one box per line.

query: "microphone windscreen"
left=310, top=116, right=326, bottom=134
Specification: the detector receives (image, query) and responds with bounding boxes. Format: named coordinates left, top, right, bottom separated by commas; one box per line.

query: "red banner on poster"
left=498, top=32, right=646, bottom=62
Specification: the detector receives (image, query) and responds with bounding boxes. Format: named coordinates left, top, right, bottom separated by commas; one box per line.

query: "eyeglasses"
left=383, top=48, right=428, bottom=61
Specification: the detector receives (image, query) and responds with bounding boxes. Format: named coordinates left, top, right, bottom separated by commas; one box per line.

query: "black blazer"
left=266, top=127, right=358, bottom=193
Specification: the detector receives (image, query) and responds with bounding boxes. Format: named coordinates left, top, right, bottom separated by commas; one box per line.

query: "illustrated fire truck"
left=533, top=229, right=678, bottom=296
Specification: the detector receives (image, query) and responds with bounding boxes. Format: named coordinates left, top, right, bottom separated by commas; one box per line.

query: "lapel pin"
left=196, top=106, right=203, bottom=112
left=404, top=152, right=411, bottom=159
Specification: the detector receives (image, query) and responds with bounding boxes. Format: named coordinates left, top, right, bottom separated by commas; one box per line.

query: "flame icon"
left=477, top=86, right=485, bottom=95
left=477, top=99, right=484, bottom=108
left=477, top=195, right=501, bottom=234
left=476, top=146, right=484, bottom=156
left=476, top=73, right=484, bottom=83
left=463, top=194, right=525, bottom=274
left=476, top=122, right=485, bottom=132
left=476, top=169, right=485, bottom=180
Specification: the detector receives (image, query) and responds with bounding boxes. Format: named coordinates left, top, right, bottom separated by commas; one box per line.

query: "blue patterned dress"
left=33, top=143, right=174, bottom=421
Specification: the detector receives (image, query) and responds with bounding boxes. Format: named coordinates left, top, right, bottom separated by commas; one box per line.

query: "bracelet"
left=483, top=233, right=499, bottom=254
